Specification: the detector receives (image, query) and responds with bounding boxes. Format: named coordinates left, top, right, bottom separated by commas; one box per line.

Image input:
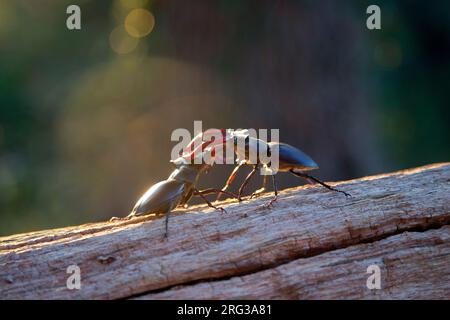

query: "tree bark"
left=1, top=163, right=449, bottom=299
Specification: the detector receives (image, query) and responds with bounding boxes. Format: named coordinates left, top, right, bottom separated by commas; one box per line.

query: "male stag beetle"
left=119, top=138, right=237, bottom=238
left=185, top=129, right=351, bottom=207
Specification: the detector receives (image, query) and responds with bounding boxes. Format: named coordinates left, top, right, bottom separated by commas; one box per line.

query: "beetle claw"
left=264, top=196, right=278, bottom=208
left=213, top=205, right=227, bottom=214
left=335, top=189, right=351, bottom=197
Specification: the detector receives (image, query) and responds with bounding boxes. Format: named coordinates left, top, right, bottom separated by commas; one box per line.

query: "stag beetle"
left=185, top=129, right=351, bottom=207
left=121, top=139, right=237, bottom=238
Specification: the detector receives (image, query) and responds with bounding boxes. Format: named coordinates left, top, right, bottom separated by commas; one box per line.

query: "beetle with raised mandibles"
left=184, top=128, right=351, bottom=207
left=119, top=138, right=237, bottom=238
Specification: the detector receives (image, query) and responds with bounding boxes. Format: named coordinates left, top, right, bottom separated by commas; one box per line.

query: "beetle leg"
left=290, top=170, right=351, bottom=197
left=197, top=188, right=238, bottom=200
left=163, top=212, right=170, bottom=239
left=183, top=188, right=237, bottom=210
left=194, top=188, right=227, bottom=213
left=264, top=175, right=278, bottom=207
left=109, top=216, right=132, bottom=222
left=238, top=164, right=258, bottom=201
left=250, top=174, right=267, bottom=199
left=216, top=161, right=245, bottom=202
left=110, top=210, right=139, bottom=221
left=179, top=188, right=194, bottom=208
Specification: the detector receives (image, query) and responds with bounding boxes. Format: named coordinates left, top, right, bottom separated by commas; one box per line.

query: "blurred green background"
left=0, top=0, right=449, bottom=236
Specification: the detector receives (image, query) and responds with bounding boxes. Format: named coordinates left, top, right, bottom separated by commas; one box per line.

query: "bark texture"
left=1, top=163, right=449, bottom=299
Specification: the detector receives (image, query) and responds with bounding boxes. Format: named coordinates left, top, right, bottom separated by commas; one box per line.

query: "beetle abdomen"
left=130, top=179, right=186, bottom=216
left=271, top=142, right=319, bottom=172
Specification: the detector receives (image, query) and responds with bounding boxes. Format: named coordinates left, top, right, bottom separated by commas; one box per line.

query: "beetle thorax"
left=169, top=164, right=207, bottom=184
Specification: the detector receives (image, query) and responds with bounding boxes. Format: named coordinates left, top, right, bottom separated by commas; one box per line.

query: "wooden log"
left=140, top=226, right=450, bottom=299
left=0, top=163, right=449, bottom=299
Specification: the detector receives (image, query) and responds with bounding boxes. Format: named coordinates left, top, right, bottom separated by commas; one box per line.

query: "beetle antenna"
left=290, top=170, right=351, bottom=197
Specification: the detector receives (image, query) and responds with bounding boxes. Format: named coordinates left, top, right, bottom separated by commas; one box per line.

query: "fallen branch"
left=1, top=163, right=449, bottom=299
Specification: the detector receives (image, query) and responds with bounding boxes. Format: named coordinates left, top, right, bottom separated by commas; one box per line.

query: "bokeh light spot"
left=109, top=26, right=139, bottom=54
left=125, top=9, right=155, bottom=38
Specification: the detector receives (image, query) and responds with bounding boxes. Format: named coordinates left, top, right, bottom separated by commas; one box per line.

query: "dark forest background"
left=1, top=0, right=449, bottom=235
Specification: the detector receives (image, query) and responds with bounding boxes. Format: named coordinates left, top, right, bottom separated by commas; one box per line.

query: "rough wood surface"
left=0, top=163, right=449, bottom=299
left=141, top=226, right=450, bottom=300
